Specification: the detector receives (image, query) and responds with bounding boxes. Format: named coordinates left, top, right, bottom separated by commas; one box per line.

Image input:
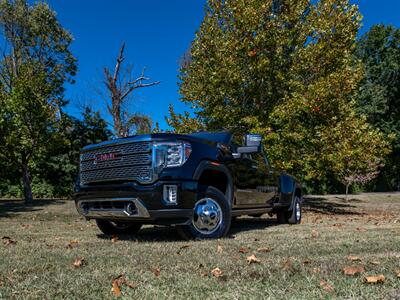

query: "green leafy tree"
left=31, top=108, right=111, bottom=197
left=170, top=0, right=390, bottom=192
left=0, top=0, right=76, bottom=202
left=355, top=25, right=400, bottom=190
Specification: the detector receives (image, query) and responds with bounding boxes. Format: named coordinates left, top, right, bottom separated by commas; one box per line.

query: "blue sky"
left=46, top=0, right=400, bottom=130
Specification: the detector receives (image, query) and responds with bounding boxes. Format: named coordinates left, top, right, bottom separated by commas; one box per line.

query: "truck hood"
left=82, top=133, right=221, bottom=152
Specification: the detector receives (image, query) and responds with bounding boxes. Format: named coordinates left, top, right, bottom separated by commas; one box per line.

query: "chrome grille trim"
left=80, top=141, right=153, bottom=185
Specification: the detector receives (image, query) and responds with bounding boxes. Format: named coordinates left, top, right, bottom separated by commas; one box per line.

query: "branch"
left=113, top=42, right=125, bottom=83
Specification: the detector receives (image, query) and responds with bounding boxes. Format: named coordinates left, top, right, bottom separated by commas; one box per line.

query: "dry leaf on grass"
left=348, top=256, right=362, bottom=262
left=257, top=247, right=272, bottom=253
left=312, top=267, right=321, bottom=274
left=247, top=255, right=261, bottom=264
left=395, top=270, right=400, bottom=278
left=217, top=245, right=223, bottom=254
left=111, top=235, right=119, bottom=243
left=111, top=274, right=138, bottom=296
left=320, top=280, right=334, bottom=292
left=239, top=247, right=249, bottom=254
left=356, top=227, right=367, bottom=232
left=303, top=259, right=312, bottom=265
left=211, top=267, right=223, bottom=277
left=151, top=267, right=161, bottom=277
left=365, top=274, right=385, bottom=284
left=283, top=259, right=292, bottom=270
left=176, top=244, right=191, bottom=255
left=2, top=236, right=16, bottom=246
left=343, top=266, right=365, bottom=276
left=21, top=224, right=32, bottom=229
left=370, top=261, right=380, bottom=265
left=311, top=230, right=319, bottom=238
left=66, top=239, right=79, bottom=249
left=73, top=258, right=85, bottom=268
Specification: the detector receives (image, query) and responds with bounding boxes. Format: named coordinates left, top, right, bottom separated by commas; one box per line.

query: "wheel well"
left=295, top=188, right=302, bottom=198
left=198, top=169, right=230, bottom=199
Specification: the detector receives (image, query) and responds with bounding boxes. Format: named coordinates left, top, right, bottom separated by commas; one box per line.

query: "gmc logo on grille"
left=95, top=152, right=120, bottom=163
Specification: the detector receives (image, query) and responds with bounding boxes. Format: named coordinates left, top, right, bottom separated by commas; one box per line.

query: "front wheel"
left=177, top=186, right=231, bottom=240
left=277, top=195, right=302, bottom=224
left=95, top=220, right=142, bottom=235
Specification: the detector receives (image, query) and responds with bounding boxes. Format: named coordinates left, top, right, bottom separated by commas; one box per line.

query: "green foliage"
left=0, top=0, right=77, bottom=201
left=355, top=25, right=400, bottom=190
left=171, top=0, right=391, bottom=192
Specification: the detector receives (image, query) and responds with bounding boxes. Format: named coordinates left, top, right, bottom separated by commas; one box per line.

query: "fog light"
left=163, top=185, right=178, bottom=205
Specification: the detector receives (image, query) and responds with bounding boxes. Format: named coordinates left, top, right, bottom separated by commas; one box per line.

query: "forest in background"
left=0, top=0, right=399, bottom=200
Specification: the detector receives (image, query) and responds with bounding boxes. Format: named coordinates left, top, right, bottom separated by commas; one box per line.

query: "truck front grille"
left=80, top=141, right=152, bottom=185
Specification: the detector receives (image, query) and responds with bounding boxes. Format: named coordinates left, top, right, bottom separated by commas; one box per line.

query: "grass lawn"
left=0, top=193, right=400, bottom=299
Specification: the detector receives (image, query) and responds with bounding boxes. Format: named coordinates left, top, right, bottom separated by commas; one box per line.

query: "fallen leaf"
left=2, top=237, right=16, bottom=246
left=176, top=244, right=191, bottom=255
left=217, top=245, right=223, bottom=254
left=111, top=274, right=137, bottom=296
left=303, top=259, right=312, bottom=265
left=257, top=247, right=272, bottom=253
left=356, top=227, right=367, bottom=232
left=73, top=258, right=84, bottom=268
left=283, top=259, right=292, bottom=270
left=111, top=235, right=119, bottom=243
left=311, top=230, right=319, bottom=238
left=348, top=256, right=362, bottom=262
left=211, top=267, right=223, bottom=277
left=239, top=247, right=249, bottom=254
left=320, top=279, right=334, bottom=293
left=395, top=270, right=400, bottom=278
left=246, top=254, right=261, bottom=264
left=111, top=282, right=121, bottom=296
left=312, top=267, right=321, bottom=273
left=66, top=239, right=79, bottom=249
left=370, top=261, right=380, bottom=265
left=365, top=274, right=385, bottom=284
left=151, top=267, right=161, bottom=277
left=200, top=271, right=208, bottom=277
left=343, top=266, right=365, bottom=276
left=21, top=224, right=32, bottom=229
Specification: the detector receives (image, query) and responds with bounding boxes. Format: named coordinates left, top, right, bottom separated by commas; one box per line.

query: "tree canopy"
left=169, top=0, right=391, bottom=192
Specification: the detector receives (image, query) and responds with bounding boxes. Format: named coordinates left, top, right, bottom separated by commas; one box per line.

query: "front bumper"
left=74, top=180, right=198, bottom=225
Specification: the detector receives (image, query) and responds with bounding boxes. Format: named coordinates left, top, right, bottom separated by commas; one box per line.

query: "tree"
left=170, top=0, right=390, bottom=192
left=355, top=25, right=400, bottom=190
left=0, top=0, right=76, bottom=203
left=103, top=43, right=159, bottom=137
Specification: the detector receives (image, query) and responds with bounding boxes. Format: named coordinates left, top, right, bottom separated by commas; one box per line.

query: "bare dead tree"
left=103, top=43, right=160, bottom=137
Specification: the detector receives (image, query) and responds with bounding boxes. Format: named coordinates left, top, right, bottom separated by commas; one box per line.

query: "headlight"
left=153, top=141, right=192, bottom=169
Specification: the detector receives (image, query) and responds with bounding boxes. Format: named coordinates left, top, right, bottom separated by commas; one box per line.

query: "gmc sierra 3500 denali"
left=74, top=132, right=303, bottom=239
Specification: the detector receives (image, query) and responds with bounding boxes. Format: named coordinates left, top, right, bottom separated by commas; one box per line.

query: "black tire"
left=277, top=195, right=302, bottom=225
left=95, top=219, right=142, bottom=235
left=177, top=186, right=232, bottom=240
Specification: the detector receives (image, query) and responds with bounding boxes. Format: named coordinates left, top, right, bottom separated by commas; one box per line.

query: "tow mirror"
left=233, top=134, right=263, bottom=158
left=245, top=134, right=262, bottom=148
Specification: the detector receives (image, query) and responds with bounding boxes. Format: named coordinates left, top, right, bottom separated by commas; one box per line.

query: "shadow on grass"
left=0, top=199, right=67, bottom=218
left=303, top=196, right=365, bottom=216
left=96, top=216, right=280, bottom=242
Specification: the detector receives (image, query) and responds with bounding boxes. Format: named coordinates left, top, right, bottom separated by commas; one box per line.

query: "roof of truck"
left=188, top=131, right=232, bottom=144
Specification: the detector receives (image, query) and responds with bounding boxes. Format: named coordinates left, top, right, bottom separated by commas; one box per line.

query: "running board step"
left=231, top=207, right=273, bottom=217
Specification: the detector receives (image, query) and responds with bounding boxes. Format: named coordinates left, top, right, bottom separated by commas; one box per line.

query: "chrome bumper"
left=76, top=198, right=151, bottom=219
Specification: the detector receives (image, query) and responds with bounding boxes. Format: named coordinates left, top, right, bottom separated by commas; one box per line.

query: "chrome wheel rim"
left=192, top=198, right=223, bottom=235
left=295, top=201, right=301, bottom=221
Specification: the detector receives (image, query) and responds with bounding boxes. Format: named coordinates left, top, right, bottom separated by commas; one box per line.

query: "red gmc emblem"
left=95, top=152, right=120, bottom=163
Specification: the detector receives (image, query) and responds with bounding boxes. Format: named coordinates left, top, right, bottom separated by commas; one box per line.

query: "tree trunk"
left=22, top=160, right=33, bottom=204
left=345, top=183, right=350, bottom=202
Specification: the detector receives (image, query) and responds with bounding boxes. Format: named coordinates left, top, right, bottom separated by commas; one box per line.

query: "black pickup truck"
left=75, top=132, right=302, bottom=239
